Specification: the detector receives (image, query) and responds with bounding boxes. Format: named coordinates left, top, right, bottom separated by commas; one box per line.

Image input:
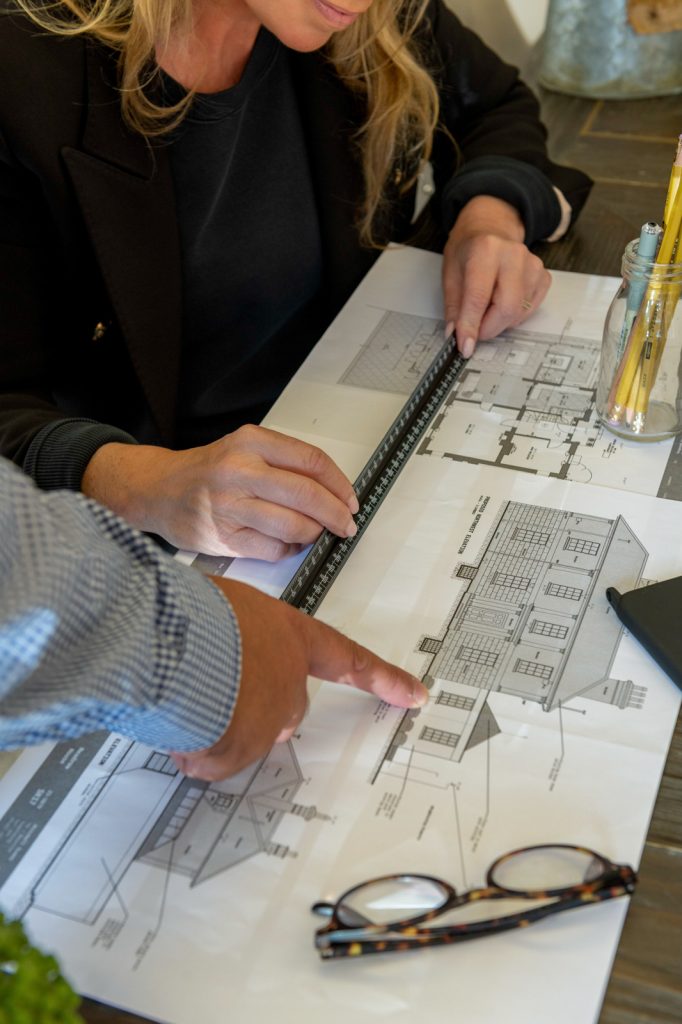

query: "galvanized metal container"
left=539, top=0, right=682, bottom=98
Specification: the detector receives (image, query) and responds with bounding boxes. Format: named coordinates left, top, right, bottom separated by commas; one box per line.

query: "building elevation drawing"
left=379, top=500, right=647, bottom=772
left=0, top=740, right=328, bottom=927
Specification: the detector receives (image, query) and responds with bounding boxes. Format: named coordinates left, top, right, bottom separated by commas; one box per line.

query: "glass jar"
left=596, top=239, right=682, bottom=442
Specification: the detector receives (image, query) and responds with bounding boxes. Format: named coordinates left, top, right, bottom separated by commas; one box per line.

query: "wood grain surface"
left=79, top=83, right=682, bottom=1024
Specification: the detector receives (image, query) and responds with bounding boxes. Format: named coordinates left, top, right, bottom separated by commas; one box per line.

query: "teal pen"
left=614, top=221, right=662, bottom=363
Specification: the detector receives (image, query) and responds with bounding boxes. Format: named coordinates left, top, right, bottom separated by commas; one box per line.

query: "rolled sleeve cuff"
left=441, top=155, right=563, bottom=245
left=24, top=418, right=139, bottom=491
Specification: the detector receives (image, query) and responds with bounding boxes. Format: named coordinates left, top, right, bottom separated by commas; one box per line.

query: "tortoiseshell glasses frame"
left=312, top=843, right=637, bottom=959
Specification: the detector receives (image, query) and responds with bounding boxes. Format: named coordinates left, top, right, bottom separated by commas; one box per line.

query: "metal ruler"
left=280, top=339, right=465, bottom=616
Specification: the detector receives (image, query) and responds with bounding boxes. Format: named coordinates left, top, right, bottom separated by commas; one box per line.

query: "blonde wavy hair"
left=13, top=0, right=440, bottom=244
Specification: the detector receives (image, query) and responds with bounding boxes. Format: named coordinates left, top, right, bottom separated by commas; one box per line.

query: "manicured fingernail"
left=461, top=336, right=475, bottom=359
left=411, top=680, right=429, bottom=707
left=444, top=320, right=455, bottom=341
left=348, top=492, right=360, bottom=515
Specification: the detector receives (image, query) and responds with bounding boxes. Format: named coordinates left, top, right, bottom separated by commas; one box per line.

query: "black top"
left=164, top=30, right=324, bottom=445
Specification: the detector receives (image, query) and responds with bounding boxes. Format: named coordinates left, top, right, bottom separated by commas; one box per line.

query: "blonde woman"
left=0, top=0, right=591, bottom=559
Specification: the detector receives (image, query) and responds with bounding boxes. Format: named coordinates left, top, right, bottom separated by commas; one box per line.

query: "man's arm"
left=0, top=457, right=240, bottom=750
left=0, top=458, right=427, bottom=772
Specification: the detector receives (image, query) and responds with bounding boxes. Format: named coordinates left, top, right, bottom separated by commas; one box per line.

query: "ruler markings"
left=280, top=339, right=465, bottom=616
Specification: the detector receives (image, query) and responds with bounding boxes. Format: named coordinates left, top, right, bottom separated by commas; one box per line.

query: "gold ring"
left=521, top=298, right=533, bottom=311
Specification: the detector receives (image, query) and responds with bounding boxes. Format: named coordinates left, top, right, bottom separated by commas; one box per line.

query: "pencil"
left=663, top=135, right=682, bottom=249
left=624, top=362, right=641, bottom=426
left=631, top=298, right=665, bottom=432
left=613, top=222, right=661, bottom=366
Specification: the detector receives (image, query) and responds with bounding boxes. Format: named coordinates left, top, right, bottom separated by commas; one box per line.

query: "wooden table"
left=80, top=87, right=682, bottom=1024
left=535, top=86, right=682, bottom=1024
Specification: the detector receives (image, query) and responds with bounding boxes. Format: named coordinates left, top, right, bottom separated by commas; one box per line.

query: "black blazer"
left=0, top=1, right=592, bottom=482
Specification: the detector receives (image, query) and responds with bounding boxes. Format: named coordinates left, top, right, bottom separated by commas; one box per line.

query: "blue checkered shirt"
left=0, top=459, right=241, bottom=750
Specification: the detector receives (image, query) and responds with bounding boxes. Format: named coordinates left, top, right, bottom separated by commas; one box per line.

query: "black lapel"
left=61, top=41, right=182, bottom=443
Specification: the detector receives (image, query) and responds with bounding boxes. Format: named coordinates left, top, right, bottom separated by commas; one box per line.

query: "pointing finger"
left=305, top=617, right=428, bottom=709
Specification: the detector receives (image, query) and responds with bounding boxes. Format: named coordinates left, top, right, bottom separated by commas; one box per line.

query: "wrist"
left=450, top=195, right=525, bottom=244
left=82, top=442, right=175, bottom=531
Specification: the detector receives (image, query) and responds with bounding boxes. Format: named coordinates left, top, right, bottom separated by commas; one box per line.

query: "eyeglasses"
left=312, top=843, right=637, bottom=959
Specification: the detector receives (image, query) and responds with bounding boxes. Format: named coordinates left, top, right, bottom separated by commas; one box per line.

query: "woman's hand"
left=82, top=425, right=359, bottom=560
left=170, top=578, right=428, bottom=782
left=442, top=195, right=552, bottom=357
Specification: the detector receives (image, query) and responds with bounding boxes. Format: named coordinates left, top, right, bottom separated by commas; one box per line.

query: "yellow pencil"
left=657, top=181, right=682, bottom=266
left=631, top=299, right=665, bottom=432
left=663, top=135, right=682, bottom=248
left=652, top=153, right=682, bottom=379
left=624, top=362, right=641, bottom=426
left=607, top=313, right=647, bottom=421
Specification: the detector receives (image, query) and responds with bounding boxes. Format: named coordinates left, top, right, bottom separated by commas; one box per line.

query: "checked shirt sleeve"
left=0, top=459, right=241, bottom=751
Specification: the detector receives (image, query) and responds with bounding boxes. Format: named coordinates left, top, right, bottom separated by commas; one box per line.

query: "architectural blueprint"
left=335, top=309, right=682, bottom=500
left=381, top=500, right=647, bottom=774
left=0, top=740, right=325, bottom=929
left=1, top=248, right=680, bottom=1024
left=2, top=462, right=680, bottom=1024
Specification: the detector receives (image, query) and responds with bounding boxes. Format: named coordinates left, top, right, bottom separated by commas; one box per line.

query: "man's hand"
left=442, top=195, right=551, bottom=357
left=170, top=578, right=429, bottom=781
left=82, top=425, right=359, bottom=560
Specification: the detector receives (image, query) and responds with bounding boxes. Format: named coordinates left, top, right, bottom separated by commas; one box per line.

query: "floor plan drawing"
left=378, top=500, right=647, bottom=774
left=337, top=311, right=681, bottom=500
left=3, top=739, right=326, bottom=928
left=418, top=327, right=623, bottom=485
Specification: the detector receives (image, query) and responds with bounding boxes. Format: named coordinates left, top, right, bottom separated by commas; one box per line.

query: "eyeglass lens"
left=490, top=846, right=604, bottom=892
left=336, top=876, right=450, bottom=927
